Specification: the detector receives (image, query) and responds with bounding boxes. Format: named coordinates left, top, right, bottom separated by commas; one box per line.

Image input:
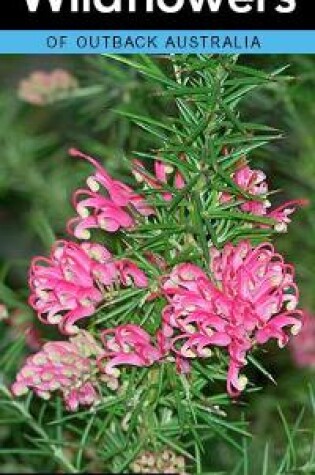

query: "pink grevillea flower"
left=12, top=331, right=117, bottom=411
left=162, top=241, right=303, bottom=397
left=67, top=149, right=155, bottom=239
left=132, top=156, right=186, bottom=202
left=98, top=324, right=166, bottom=378
left=220, top=164, right=270, bottom=216
left=18, top=69, right=78, bottom=106
left=221, top=164, right=308, bottom=231
left=267, top=199, right=309, bottom=233
left=290, top=311, right=315, bottom=369
left=29, top=240, right=148, bottom=335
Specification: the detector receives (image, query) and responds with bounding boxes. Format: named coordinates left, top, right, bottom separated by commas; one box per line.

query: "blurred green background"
left=0, top=55, right=314, bottom=474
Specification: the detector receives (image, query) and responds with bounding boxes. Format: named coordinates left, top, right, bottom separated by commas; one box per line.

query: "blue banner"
left=1, top=30, right=315, bottom=54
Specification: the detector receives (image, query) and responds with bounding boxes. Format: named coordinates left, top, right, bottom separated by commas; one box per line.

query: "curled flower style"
left=68, top=149, right=155, bottom=239
left=162, top=241, right=303, bottom=396
left=18, top=69, right=78, bottom=106
left=132, top=156, right=186, bottom=202
left=267, top=199, right=309, bottom=233
left=221, top=163, right=307, bottom=231
left=29, top=240, right=148, bottom=335
left=116, top=260, right=148, bottom=288
left=99, top=324, right=166, bottom=378
left=11, top=331, right=117, bottom=412
left=290, top=311, right=315, bottom=369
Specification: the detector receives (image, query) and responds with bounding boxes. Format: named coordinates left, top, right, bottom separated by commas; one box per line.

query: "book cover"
left=0, top=3, right=314, bottom=474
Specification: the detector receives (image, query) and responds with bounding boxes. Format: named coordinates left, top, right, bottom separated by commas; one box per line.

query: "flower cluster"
left=12, top=149, right=304, bottom=411
left=29, top=240, right=147, bottom=335
left=290, top=311, right=315, bottom=369
left=18, top=69, right=79, bottom=106
left=11, top=331, right=117, bottom=411
left=68, top=149, right=155, bottom=240
left=220, top=162, right=308, bottom=232
left=162, top=242, right=302, bottom=396
left=99, top=324, right=166, bottom=377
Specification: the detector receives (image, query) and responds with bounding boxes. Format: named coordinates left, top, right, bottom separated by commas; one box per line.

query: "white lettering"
left=228, top=0, right=254, bottom=14
left=276, top=0, right=296, bottom=13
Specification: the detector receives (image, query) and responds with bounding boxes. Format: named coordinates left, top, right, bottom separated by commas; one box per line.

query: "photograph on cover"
left=0, top=54, right=314, bottom=474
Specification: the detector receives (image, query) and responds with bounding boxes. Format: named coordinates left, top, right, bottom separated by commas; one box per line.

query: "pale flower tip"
left=33, top=354, right=48, bottom=365
left=68, top=147, right=81, bottom=157
left=64, top=324, right=80, bottom=336
left=185, top=324, right=195, bottom=333
left=274, top=222, right=288, bottom=233
left=77, top=205, right=90, bottom=218
left=38, top=391, right=51, bottom=401
left=200, top=348, right=212, bottom=357
left=164, top=164, right=174, bottom=174
left=0, top=304, right=8, bottom=320
left=75, top=229, right=91, bottom=240
left=238, top=375, right=248, bottom=391
left=181, top=348, right=196, bottom=358
left=11, top=383, right=29, bottom=397
left=278, top=339, right=286, bottom=349
left=106, top=367, right=120, bottom=378
left=86, top=176, right=100, bottom=192
left=47, top=314, right=63, bottom=325
left=291, top=323, right=302, bottom=336
left=133, top=170, right=144, bottom=183
left=286, top=301, right=297, bottom=311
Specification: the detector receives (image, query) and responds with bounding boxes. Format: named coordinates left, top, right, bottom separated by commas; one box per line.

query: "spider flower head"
left=220, top=164, right=270, bottom=216
left=99, top=324, right=166, bottom=378
left=68, top=149, right=155, bottom=239
left=221, top=163, right=308, bottom=231
left=29, top=240, right=148, bottom=335
left=163, top=241, right=303, bottom=396
left=268, top=199, right=309, bottom=233
left=18, top=69, right=78, bottom=106
left=11, top=331, right=116, bottom=412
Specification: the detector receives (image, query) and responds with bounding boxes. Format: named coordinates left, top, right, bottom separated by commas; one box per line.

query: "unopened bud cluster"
left=131, top=449, right=187, bottom=474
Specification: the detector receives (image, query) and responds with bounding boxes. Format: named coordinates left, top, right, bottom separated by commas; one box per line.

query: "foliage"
left=0, top=54, right=314, bottom=474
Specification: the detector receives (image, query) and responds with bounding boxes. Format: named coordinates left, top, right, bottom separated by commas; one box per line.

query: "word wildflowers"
left=11, top=146, right=306, bottom=412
